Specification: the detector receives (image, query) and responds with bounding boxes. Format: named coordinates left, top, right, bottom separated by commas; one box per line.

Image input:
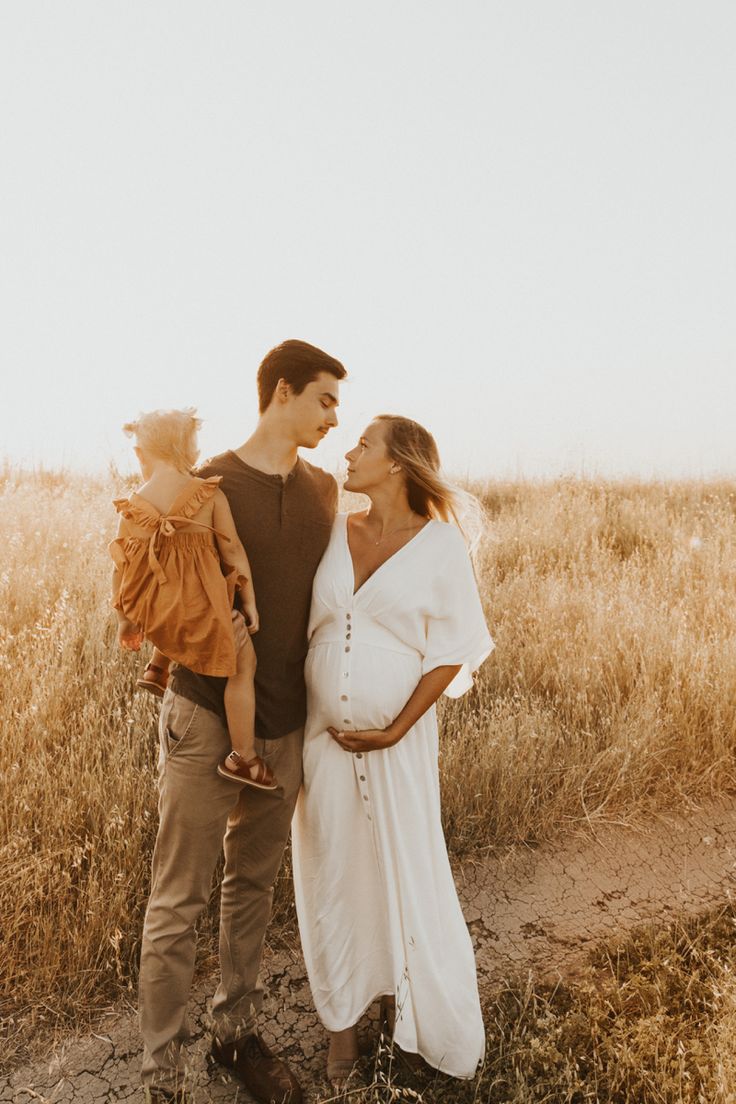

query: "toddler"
left=109, top=407, right=276, bottom=790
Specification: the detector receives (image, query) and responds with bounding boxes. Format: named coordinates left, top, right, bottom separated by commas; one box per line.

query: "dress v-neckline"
left=344, top=512, right=433, bottom=597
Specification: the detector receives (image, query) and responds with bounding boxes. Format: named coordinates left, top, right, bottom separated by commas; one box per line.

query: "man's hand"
left=118, top=620, right=143, bottom=651
left=231, top=608, right=251, bottom=649
left=328, top=726, right=401, bottom=752
left=241, top=597, right=260, bottom=635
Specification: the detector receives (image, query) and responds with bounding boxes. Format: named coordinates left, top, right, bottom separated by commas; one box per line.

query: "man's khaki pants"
left=139, top=690, right=303, bottom=1089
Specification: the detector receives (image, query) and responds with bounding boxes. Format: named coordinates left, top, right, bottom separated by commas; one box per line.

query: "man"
left=139, top=339, right=345, bottom=1103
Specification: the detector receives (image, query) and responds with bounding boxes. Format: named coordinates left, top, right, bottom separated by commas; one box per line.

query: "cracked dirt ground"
left=4, top=798, right=736, bottom=1103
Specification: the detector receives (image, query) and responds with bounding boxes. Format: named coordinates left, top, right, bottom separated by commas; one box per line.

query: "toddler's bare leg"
left=223, top=638, right=257, bottom=762
left=219, top=641, right=276, bottom=789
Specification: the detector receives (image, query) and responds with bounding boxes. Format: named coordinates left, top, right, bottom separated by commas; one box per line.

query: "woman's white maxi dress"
left=292, top=514, right=494, bottom=1078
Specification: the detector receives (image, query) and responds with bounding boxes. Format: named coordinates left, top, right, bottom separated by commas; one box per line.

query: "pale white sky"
left=1, top=1, right=734, bottom=480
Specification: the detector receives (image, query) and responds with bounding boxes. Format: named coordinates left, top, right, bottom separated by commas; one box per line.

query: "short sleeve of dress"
left=421, top=525, right=494, bottom=698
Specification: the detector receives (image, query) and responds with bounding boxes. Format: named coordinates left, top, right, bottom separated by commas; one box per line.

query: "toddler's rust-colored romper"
left=109, top=475, right=241, bottom=676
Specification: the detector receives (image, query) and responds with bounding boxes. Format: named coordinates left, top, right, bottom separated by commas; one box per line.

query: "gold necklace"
left=372, top=515, right=422, bottom=546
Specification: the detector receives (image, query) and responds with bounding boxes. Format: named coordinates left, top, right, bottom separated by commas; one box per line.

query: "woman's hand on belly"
left=326, top=664, right=463, bottom=753
left=328, top=725, right=401, bottom=752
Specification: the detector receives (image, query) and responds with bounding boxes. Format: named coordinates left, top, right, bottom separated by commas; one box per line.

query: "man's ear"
left=275, top=377, right=291, bottom=403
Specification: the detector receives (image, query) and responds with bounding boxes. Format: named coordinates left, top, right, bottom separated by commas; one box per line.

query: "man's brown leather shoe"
left=210, top=1033, right=303, bottom=1104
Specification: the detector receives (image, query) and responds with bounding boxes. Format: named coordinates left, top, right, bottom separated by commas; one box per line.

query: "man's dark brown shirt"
left=169, top=450, right=337, bottom=739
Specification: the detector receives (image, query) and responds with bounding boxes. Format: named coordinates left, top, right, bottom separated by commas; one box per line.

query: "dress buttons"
left=346, top=613, right=351, bottom=620
left=355, top=752, right=363, bottom=759
left=340, top=694, right=348, bottom=701
left=345, top=646, right=351, bottom=652
left=343, top=718, right=350, bottom=724
left=346, top=633, right=352, bottom=640
left=359, top=775, right=366, bottom=781
left=363, top=795, right=368, bottom=801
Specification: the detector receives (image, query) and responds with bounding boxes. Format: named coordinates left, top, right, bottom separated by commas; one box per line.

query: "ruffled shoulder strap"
left=171, top=475, right=223, bottom=521
left=112, top=495, right=160, bottom=530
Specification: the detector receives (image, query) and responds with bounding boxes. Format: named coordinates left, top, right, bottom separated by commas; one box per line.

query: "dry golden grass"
left=2, top=466, right=736, bottom=1075
left=348, top=903, right=736, bottom=1104
left=0, top=467, right=162, bottom=1063
left=440, top=477, right=736, bottom=851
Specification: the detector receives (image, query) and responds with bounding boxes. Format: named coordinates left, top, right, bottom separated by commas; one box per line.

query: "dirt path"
left=4, top=799, right=736, bottom=1103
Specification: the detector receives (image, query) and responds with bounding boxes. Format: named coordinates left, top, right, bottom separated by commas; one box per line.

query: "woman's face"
left=343, top=421, right=395, bottom=494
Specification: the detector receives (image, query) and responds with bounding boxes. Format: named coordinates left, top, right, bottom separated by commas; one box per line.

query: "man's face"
left=286, top=372, right=340, bottom=448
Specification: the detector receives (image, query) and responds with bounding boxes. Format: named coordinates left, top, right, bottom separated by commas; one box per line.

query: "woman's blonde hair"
left=123, top=408, right=201, bottom=474
left=374, top=414, right=486, bottom=554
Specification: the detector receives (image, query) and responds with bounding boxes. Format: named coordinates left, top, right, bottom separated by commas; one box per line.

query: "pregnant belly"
left=305, top=642, right=422, bottom=732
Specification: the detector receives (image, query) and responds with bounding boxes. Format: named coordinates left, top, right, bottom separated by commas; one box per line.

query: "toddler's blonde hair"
left=123, top=408, right=202, bottom=474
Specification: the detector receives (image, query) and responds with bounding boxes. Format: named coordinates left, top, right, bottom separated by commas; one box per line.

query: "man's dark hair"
left=257, top=340, right=346, bottom=414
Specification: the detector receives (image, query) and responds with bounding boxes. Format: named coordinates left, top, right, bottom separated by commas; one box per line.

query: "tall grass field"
left=2, top=467, right=736, bottom=1098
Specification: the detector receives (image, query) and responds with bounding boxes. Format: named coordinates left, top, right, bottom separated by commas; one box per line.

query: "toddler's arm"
left=110, top=516, right=143, bottom=650
left=212, top=490, right=259, bottom=633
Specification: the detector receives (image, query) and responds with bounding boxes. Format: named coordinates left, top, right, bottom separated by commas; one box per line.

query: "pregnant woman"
left=292, top=414, right=493, bottom=1085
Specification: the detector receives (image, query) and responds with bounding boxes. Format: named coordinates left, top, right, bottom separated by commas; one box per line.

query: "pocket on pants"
left=159, top=692, right=199, bottom=759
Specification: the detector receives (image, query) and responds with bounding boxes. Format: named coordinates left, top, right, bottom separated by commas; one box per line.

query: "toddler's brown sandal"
left=217, top=751, right=278, bottom=790
left=136, top=663, right=169, bottom=698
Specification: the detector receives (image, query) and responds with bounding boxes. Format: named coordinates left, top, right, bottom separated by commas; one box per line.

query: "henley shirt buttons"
left=360, top=775, right=366, bottom=781
left=345, top=646, right=351, bottom=653
left=355, top=752, right=363, bottom=759
left=340, top=695, right=348, bottom=701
